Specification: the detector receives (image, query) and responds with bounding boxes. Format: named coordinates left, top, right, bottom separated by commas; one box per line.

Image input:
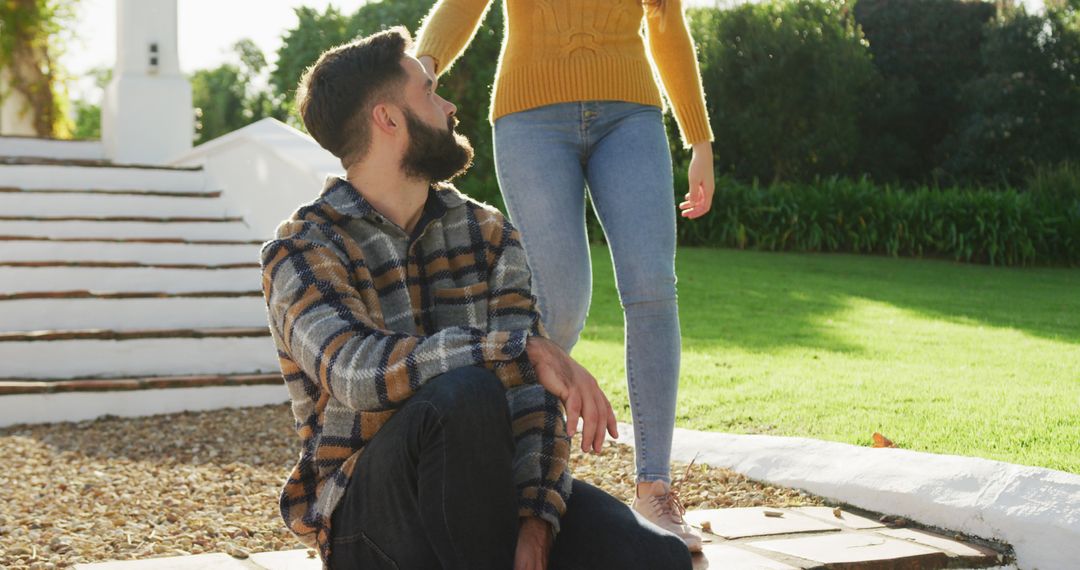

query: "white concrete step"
left=0, top=163, right=207, bottom=192
left=0, top=239, right=260, bottom=264
left=0, top=266, right=260, bottom=293
left=0, top=295, right=267, bottom=332
left=0, top=191, right=236, bottom=218
left=0, top=382, right=288, bottom=428
left=0, top=137, right=106, bottom=161
left=1, top=219, right=258, bottom=240
left=0, top=332, right=277, bottom=378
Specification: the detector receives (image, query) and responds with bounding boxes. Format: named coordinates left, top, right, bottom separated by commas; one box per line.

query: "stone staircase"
left=0, top=138, right=284, bottom=427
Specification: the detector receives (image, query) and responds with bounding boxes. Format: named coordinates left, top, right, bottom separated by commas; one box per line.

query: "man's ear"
left=371, top=103, right=402, bottom=135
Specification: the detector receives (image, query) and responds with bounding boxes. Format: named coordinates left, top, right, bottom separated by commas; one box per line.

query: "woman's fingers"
left=679, top=180, right=713, bottom=218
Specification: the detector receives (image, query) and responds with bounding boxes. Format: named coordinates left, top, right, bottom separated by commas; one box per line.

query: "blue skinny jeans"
left=494, top=100, right=681, bottom=484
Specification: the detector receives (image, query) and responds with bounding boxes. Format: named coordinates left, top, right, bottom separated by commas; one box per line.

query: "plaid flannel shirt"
left=259, top=176, right=573, bottom=563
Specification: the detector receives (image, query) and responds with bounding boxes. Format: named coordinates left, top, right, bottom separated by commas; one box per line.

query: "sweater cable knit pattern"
left=416, top=0, right=714, bottom=147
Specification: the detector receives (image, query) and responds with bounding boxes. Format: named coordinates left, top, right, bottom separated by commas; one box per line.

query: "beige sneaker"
left=632, top=480, right=703, bottom=553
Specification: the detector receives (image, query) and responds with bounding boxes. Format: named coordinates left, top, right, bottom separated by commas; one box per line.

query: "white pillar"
left=102, top=0, right=193, bottom=164
left=0, top=67, right=37, bottom=137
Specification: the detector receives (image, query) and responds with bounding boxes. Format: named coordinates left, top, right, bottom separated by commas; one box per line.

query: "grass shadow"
left=582, top=246, right=1080, bottom=351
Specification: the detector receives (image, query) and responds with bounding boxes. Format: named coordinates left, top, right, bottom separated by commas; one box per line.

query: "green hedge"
left=674, top=171, right=1080, bottom=267
left=940, top=6, right=1080, bottom=187
left=852, top=0, right=996, bottom=184
left=688, top=0, right=876, bottom=185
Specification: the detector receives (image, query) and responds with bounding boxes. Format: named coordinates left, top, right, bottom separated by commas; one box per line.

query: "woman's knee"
left=542, top=310, right=587, bottom=352
left=611, top=254, right=677, bottom=308
left=537, top=288, right=590, bottom=351
left=617, top=274, right=677, bottom=308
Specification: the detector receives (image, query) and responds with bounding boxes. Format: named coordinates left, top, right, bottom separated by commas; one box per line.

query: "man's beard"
left=400, top=109, right=474, bottom=183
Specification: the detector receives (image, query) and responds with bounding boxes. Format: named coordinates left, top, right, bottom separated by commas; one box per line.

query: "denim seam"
left=331, top=529, right=400, bottom=569
left=417, top=399, right=468, bottom=570
left=625, top=324, right=649, bottom=482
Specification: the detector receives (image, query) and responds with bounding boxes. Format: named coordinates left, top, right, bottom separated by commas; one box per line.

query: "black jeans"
left=329, top=366, right=692, bottom=570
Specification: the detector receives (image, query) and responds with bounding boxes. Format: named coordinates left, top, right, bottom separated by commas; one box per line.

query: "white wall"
left=102, top=0, right=193, bottom=165
left=171, top=118, right=344, bottom=240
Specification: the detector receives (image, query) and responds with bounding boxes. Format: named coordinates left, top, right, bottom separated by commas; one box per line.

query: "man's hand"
left=526, top=337, right=618, bottom=453
left=680, top=141, right=715, bottom=219
left=514, top=517, right=552, bottom=570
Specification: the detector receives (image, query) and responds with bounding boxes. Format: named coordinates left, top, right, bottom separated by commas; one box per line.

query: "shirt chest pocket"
left=431, top=281, right=489, bottom=331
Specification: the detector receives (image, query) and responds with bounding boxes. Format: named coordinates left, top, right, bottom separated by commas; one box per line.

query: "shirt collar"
left=318, top=176, right=466, bottom=222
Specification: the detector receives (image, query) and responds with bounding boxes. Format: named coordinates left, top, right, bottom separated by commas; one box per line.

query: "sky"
left=62, top=0, right=1046, bottom=102
left=65, top=0, right=367, bottom=99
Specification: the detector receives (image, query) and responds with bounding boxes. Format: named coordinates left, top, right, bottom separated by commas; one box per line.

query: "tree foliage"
left=269, top=0, right=506, bottom=205
left=940, top=3, right=1080, bottom=186
left=689, top=0, right=877, bottom=184
left=0, top=0, right=77, bottom=137
left=852, top=0, right=996, bottom=184
left=191, top=39, right=284, bottom=145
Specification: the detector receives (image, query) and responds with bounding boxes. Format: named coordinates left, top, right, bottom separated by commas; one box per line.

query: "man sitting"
left=259, top=26, right=694, bottom=570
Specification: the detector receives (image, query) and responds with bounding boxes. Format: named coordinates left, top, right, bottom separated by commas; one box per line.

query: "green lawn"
left=574, top=246, right=1080, bottom=474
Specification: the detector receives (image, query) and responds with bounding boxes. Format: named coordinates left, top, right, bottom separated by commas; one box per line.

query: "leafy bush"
left=688, top=0, right=877, bottom=184
left=940, top=5, right=1080, bottom=186
left=191, top=40, right=283, bottom=144
left=269, top=0, right=506, bottom=207
left=676, top=175, right=1080, bottom=266
left=852, top=0, right=996, bottom=185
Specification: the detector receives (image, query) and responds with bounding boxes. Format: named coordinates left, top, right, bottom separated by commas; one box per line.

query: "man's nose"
left=444, top=100, right=457, bottom=117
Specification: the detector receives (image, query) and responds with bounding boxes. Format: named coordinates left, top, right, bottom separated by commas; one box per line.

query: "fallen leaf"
left=872, top=432, right=896, bottom=448
left=833, top=507, right=843, bottom=518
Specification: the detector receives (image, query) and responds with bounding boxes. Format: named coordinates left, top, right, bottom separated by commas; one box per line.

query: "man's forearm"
left=263, top=235, right=528, bottom=412
left=507, top=382, right=572, bottom=532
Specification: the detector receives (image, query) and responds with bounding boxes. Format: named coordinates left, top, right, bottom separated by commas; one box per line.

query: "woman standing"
left=416, top=0, right=715, bottom=552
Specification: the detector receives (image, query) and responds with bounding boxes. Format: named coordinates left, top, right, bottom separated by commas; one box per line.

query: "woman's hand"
left=680, top=141, right=715, bottom=219
left=418, top=55, right=438, bottom=78
left=514, top=517, right=553, bottom=570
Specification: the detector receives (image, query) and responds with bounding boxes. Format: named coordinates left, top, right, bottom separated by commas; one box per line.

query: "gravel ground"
left=0, top=404, right=825, bottom=570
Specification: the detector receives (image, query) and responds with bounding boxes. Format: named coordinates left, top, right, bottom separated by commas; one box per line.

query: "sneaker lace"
left=651, top=456, right=697, bottom=524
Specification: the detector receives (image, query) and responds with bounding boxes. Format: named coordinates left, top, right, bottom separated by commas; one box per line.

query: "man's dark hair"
left=297, top=26, right=412, bottom=166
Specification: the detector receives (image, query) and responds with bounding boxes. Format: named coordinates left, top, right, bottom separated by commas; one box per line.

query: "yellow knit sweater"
left=415, top=0, right=713, bottom=147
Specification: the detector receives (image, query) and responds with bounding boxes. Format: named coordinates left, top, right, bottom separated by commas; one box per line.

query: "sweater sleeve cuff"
left=481, top=329, right=529, bottom=361
left=672, top=101, right=714, bottom=148
left=517, top=488, right=568, bottom=535
left=414, top=37, right=460, bottom=75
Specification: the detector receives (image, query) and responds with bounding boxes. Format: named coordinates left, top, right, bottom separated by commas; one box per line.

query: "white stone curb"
left=614, top=423, right=1078, bottom=570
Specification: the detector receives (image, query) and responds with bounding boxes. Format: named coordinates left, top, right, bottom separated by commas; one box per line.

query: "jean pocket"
left=330, top=529, right=400, bottom=570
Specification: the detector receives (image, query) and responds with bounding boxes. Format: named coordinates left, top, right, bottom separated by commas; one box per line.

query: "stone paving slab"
left=748, top=533, right=950, bottom=568
left=691, top=544, right=804, bottom=569
left=792, top=506, right=887, bottom=530
left=75, top=507, right=1006, bottom=570
left=247, top=549, right=321, bottom=570
left=685, top=507, right=843, bottom=539
left=74, top=552, right=260, bottom=570
left=877, top=528, right=1003, bottom=562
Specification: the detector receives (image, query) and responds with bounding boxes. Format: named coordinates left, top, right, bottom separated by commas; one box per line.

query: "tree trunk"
left=1, top=0, right=59, bottom=137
